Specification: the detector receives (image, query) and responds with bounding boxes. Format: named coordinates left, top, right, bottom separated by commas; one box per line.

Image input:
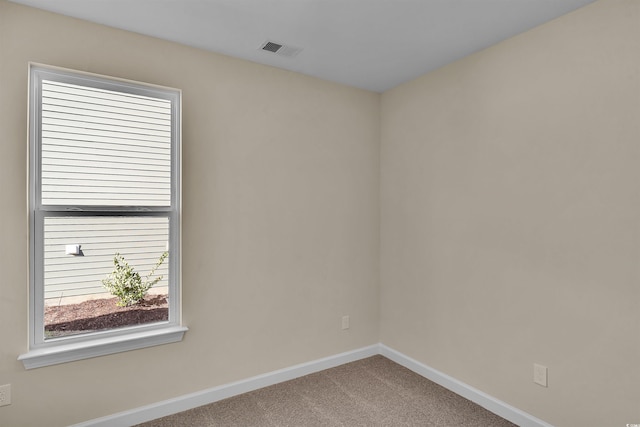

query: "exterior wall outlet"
left=341, top=315, right=350, bottom=330
left=533, top=363, right=548, bottom=387
left=0, top=384, right=11, bottom=407
left=65, top=244, right=81, bottom=255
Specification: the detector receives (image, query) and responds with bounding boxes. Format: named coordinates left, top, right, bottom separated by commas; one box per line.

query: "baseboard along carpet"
left=134, top=355, right=517, bottom=426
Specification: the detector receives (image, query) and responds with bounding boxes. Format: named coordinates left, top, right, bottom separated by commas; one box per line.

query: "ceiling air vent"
left=259, top=40, right=303, bottom=58
left=262, top=41, right=282, bottom=53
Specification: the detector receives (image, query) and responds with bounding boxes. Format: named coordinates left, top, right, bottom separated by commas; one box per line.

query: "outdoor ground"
left=44, top=294, right=168, bottom=338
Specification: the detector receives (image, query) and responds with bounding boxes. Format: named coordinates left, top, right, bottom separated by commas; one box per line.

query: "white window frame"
left=19, top=64, right=187, bottom=370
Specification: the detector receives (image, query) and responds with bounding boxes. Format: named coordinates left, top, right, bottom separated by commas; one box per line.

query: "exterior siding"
left=39, top=79, right=173, bottom=303
left=44, top=217, right=169, bottom=302
left=41, top=80, right=172, bottom=206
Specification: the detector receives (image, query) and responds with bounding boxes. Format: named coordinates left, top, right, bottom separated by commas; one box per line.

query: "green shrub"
left=102, top=251, right=168, bottom=307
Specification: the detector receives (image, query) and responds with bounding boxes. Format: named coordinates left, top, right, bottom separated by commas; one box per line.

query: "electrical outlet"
left=0, top=384, right=11, bottom=407
left=341, top=315, right=350, bottom=330
left=533, top=364, right=548, bottom=387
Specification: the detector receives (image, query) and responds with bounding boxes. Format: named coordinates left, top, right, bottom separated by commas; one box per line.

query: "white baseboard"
left=69, top=345, right=379, bottom=427
left=72, top=343, right=552, bottom=427
left=378, top=344, right=554, bottom=427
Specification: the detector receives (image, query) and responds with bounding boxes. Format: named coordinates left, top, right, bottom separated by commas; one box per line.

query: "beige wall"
left=380, top=1, right=640, bottom=426
left=0, top=2, right=380, bottom=426
left=2, top=0, right=638, bottom=426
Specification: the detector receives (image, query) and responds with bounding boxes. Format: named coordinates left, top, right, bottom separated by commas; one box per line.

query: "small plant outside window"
left=102, top=251, right=168, bottom=307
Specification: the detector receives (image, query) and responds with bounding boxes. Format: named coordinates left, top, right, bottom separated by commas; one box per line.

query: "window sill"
left=18, top=325, right=188, bottom=370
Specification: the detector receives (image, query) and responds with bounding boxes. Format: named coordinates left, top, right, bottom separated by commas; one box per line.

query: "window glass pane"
left=40, top=80, right=172, bottom=206
left=43, top=216, right=169, bottom=339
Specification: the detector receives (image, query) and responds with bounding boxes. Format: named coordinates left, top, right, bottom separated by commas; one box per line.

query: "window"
left=19, top=64, right=186, bottom=369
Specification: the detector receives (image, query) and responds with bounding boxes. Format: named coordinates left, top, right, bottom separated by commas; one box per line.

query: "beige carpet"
left=136, top=355, right=517, bottom=426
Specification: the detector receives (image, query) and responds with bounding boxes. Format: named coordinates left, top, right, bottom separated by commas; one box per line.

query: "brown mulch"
left=44, top=294, right=168, bottom=338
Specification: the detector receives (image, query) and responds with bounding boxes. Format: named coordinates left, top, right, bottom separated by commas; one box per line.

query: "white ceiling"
left=9, top=0, right=597, bottom=92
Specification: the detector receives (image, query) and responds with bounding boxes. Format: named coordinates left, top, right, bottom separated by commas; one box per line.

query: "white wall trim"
left=71, top=343, right=553, bottom=427
left=69, top=345, right=379, bottom=427
left=378, top=344, right=554, bottom=427
left=19, top=326, right=188, bottom=370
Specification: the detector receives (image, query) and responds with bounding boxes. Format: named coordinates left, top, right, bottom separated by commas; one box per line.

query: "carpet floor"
left=136, top=355, right=517, bottom=426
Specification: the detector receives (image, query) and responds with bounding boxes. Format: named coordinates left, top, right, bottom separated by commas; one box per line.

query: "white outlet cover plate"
left=0, top=384, right=11, bottom=406
left=341, top=316, right=350, bottom=330
left=533, top=363, right=548, bottom=387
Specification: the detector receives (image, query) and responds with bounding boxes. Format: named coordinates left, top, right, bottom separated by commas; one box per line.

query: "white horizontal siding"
left=40, top=80, right=172, bottom=206
left=42, top=130, right=171, bottom=151
left=44, top=217, right=169, bottom=301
